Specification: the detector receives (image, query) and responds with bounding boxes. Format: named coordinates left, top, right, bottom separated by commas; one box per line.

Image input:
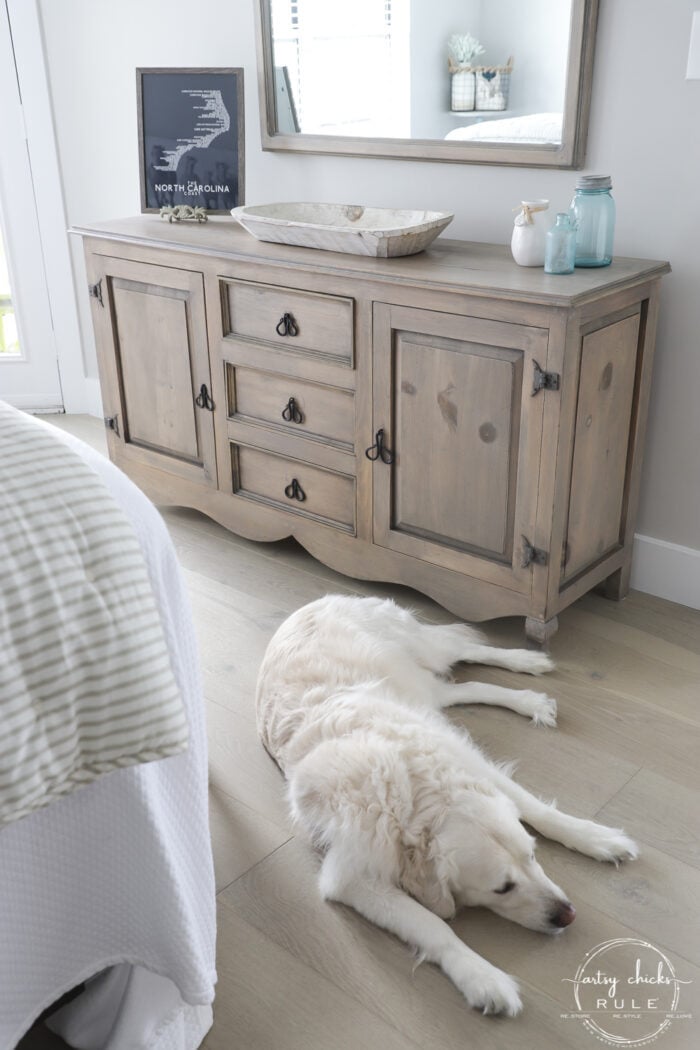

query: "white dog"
left=256, top=595, right=638, bottom=1016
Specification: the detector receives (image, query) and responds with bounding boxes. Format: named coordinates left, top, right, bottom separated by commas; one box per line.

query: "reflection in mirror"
left=256, top=0, right=599, bottom=167
left=270, top=0, right=571, bottom=144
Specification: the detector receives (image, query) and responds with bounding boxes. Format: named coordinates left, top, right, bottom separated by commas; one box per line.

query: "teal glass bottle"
left=570, top=174, right=615, bottom=267
left=545, top=213, right=576, bottom=274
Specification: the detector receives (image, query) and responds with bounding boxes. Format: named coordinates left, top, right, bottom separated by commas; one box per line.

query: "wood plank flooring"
left=20, top=416, right=700, bottom=1050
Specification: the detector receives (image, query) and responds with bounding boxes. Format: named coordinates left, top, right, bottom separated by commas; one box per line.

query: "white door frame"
left=0, top=0, right=62, bottom=410
left=4, top=0, right=93, bottom=413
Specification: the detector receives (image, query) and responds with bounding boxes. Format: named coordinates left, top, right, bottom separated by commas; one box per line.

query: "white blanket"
left=0, top=420, right=216, bottom=1049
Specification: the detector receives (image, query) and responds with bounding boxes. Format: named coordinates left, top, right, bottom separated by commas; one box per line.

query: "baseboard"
left=4, top=393, right=64, bottom=412
left=631, top=534, right=700, bottom=611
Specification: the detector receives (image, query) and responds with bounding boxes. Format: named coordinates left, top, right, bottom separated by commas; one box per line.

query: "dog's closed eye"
left=494, top=881, right=516, bottom=894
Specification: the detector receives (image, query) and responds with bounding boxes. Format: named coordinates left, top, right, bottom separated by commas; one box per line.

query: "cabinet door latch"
left=365, top=428, right=394, bottom=464
left=521, top=536, right=548, bottom=569
left=195, top=383, right=215, bottom=411
left=104, top=414, right=119, bottom=437
left=531, top=360, right=560, bottom=396
left=89, top=279, right=104, bottom=307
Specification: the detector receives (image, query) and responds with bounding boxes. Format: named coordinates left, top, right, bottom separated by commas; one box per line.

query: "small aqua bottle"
left=544, top=213, right=576, bottom=274
left=570, top=174, right=615, bottom=267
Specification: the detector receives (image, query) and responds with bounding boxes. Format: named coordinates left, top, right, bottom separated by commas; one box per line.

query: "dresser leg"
left=525, top=615, right=559, bottom=648
left=600, top=563, right=631, bottom=602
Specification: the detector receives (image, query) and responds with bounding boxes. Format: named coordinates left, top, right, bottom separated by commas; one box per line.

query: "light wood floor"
left=21, top=416, right=700, bottom=1050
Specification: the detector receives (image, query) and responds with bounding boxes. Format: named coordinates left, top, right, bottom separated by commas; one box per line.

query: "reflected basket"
left=448, top=61, right=476, bottom=111
left=474, top=56, right=513, bottom=111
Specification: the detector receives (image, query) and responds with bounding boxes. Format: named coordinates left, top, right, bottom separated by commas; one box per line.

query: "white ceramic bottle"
left=511, top=199, right=550, bottom=267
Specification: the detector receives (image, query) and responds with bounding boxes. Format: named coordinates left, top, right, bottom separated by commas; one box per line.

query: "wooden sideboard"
left=74, top=217, right=669, bottom=643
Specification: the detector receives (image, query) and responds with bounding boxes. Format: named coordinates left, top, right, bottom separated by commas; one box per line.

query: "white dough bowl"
left=230, top=203, right=454, bottom=258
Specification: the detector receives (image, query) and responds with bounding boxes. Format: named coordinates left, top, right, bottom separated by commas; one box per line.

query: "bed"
left=0, top=403, right=216, bottom=1050
left=445, top=112, right=563, bottom=145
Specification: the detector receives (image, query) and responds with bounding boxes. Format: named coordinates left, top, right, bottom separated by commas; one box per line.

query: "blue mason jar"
left=570, top=174, right=615, bottom=267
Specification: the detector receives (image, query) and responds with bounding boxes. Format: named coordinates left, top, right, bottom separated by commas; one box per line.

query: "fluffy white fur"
left=256, top=595, right=638, bottom=1016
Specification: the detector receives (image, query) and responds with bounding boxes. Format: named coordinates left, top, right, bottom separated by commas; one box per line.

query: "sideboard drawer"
left=223, top=278, right=354, bottom=365
left=227, top=364, right=355, bottom=451
left=232, top=443, right=356, bottom=532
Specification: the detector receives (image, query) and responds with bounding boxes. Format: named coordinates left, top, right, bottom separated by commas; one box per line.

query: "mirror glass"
left=257, top=0, right=597, bottom=167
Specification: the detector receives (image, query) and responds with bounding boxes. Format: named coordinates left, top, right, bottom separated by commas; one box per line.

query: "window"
left=0, top=224, right=19, bottom=357
left=271, top=0, right=411, bottom=137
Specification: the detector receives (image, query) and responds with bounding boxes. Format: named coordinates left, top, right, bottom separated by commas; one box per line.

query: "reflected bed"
left=445, top=112, right=563, bottom=144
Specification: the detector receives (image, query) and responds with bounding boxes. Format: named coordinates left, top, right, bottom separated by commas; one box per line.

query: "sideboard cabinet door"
left=561, top=310, right=642, bottom=581
left=87, top=254, right=217, bottom=487
left=371, top=303, right=549, bottom=595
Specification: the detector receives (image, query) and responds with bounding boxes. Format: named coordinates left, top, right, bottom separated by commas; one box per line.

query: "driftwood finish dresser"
left=74, top=218, right=669, bottom=643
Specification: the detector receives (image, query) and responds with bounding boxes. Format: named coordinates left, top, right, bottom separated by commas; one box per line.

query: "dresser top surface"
left=73, top=216, right=670, bottom=307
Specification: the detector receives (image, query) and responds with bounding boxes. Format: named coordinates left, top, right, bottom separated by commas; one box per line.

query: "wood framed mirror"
left=254, top=0, right=599, bottom=169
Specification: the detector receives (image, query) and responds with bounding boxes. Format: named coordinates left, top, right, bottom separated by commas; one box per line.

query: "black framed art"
left=137, top=68, right=244, bottom=214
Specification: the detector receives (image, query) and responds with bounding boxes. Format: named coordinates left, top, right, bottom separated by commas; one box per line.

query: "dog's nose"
left=550, top=901, right=576, bottom=928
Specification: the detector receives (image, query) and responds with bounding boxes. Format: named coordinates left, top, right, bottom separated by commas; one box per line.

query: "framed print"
left=137, top=67, right=244, bottom=214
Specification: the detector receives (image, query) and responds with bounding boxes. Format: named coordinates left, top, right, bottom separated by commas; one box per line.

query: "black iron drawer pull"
left=195, top=383, right=214, bottom=411
left=365, top=428, right=394, bottom=464
left=281, top=396, right=304, bottom=424
left=284, top=477, right=306, bottom=502
left=276, top=312, right=299, bottom=337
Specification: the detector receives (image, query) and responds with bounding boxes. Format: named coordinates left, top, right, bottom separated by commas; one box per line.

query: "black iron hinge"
left=104, top=414, right=119, bottom=437
left=531, top=360, right=560, bottom=396
left=89, top=279, right=104, bottom=307
left=521, top=535, right=548, bottom=569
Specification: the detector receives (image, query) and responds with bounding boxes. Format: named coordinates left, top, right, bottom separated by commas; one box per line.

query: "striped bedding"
left=0, top=402, right=188, bottom=826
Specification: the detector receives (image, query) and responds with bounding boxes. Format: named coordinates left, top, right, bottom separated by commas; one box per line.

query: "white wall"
left=479, top=0, right=570, bottom=115
left=39, top=0, right=700, bottom=570
left=408, top=0, right=569, bottom=139
left=410, top=0, right=480, bottom=139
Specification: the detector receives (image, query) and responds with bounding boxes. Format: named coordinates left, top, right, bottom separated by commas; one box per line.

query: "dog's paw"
left=529, top=693, right=558, bottom=728
left=568, top=822, right=639, bottom=864
left=512, top=690, right=557, bottom=727
left=508, top=651, right=555, bottom=676
left=591, top=828, right=639, bottom=865
left=470, top=968, right=522, bottom=1017
left=446, top=954, right=522, bottom=1016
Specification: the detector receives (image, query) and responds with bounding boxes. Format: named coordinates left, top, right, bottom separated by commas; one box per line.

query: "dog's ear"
left=400, top=830, right=456, bottom=919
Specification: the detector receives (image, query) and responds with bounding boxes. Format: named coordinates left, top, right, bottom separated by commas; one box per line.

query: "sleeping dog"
left=256, top=595, right=638, bottom=1016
